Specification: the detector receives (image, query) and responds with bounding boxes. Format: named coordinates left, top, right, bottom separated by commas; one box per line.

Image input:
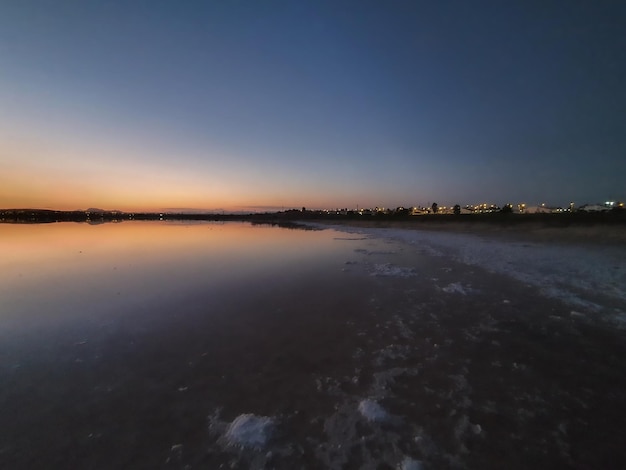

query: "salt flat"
left=1, top=221, right=625, bottom=469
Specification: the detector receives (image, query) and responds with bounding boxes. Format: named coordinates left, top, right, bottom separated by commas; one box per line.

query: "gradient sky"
left=1, top=1, right=624, bottom=212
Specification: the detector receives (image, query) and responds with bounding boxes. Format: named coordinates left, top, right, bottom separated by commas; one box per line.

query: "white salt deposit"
left=225, top=414, right=274, bottom=449
left=358, top=399, right=389, bottom=422
left=399, top=457, right=424, bottom=470
left=324, top=224, right=626, bottom=313
left=442, top=282, right=470, bottom=294
left=371, top=263, right=417, bottom=277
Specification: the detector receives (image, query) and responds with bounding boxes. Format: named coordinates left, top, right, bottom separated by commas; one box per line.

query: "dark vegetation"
left=1, top=207, right=625, bottom=228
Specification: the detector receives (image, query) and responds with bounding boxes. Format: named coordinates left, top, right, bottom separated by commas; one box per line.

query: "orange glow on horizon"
left=0, top=168, right=346, bottom=213
left=0, top=130, right=377, bottom=212
left=0, top=146, right=341, bottom=212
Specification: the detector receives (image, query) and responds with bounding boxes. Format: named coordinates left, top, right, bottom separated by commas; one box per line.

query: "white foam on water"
left=358, top=399, right=389, bottom=422
left=224, top=414, right=274, bottom=449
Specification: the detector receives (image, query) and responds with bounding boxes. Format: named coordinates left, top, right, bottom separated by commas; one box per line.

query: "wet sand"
left=2, top=225, right=626, bottom=469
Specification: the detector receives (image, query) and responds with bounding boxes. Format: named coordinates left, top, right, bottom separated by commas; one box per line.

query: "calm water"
left=1, top=221, right=347, bottom=331
left=2, top=221, right=625, bottom=469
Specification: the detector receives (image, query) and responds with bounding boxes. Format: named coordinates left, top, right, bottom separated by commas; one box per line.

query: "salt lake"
left=1, top=221, right=625, bottom=469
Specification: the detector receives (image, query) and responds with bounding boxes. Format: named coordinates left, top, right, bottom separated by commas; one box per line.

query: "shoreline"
left=2, top=209, right=625, bottom=247
left=311, top=218, right=626, bottom=246
left=2, top=221, right=626, bottom=468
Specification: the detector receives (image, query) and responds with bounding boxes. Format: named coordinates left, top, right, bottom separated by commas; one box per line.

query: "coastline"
left=2, top=209, right=625, bottom=248
left=311, top=218, right=626, bottom=246
left=2, top=221, right=626, bottom=468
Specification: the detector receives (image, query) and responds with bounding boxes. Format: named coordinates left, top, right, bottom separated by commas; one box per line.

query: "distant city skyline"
left=3, top=198, right=623, bottom=216
left=1, top=1, right=624, bottom=212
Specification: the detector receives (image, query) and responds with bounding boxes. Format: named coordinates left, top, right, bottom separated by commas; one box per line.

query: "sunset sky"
left=1, top=1, right=624, bottom=212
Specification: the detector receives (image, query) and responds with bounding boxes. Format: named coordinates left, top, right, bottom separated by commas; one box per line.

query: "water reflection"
left=0, top=221, right=348, bottom=334
left=3, top=221, right=625, bottom=468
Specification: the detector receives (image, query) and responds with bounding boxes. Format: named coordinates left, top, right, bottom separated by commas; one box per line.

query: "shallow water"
left=1, top=221, right=626, bottom=469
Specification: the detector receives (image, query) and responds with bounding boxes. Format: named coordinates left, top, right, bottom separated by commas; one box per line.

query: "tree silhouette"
left=431, top=202, right=438, bottom=214
left=501, top=204, right=513, bottom=214
left=453, top=204, right=461, bottom=215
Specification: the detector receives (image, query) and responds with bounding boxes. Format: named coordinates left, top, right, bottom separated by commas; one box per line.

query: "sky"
left=1, top=0, right=624, bottom=212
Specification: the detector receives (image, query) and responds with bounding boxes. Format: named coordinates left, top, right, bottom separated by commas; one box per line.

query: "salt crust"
left=358, top=399, right=389, bottom=422
left=371, top=263, right=417, bottom=277
left=328, top=225, right=626, bottom=312
left=441, top=282, right=469, bottom=295
left=224, top=414, right=274, bottom=449
left=399, top=457, right=424, bottom=470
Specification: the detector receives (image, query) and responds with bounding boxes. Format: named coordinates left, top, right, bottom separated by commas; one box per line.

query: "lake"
left=1, top=221, right=625, bottom=469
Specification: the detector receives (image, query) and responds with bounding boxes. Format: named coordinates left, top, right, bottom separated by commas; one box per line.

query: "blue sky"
left=1, top=0, right=624, bottom=211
